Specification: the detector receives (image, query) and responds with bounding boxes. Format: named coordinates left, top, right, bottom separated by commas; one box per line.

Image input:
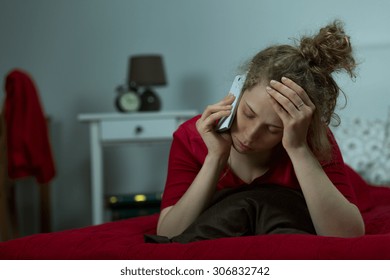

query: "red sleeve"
left=161, top=122, right=358, bottom=209
left=160, top=116, right=206, bottom=209
left=322, top=130, right=357, bottom=204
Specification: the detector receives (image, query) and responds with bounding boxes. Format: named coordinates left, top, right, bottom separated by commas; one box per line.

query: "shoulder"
left=173, top=114, right=203, bottom=146
left=171, top=114, right=207, bottom=161
left=175, top=114, right=201, bottom=137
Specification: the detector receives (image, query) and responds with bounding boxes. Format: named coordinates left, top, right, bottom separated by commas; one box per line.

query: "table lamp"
left=128, top=55, right=167, bottom=111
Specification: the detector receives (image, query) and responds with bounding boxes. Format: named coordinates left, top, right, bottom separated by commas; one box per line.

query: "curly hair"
left=241, top=20, right=357, bottom=161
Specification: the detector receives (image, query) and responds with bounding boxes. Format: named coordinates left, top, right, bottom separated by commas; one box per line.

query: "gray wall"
left=1, top=0, right=389, bottom=235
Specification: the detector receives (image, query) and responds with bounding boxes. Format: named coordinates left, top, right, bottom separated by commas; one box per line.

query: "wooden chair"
left=0, top=112, right=52, bottom=241
left=0, top=70, right=54, bottom=242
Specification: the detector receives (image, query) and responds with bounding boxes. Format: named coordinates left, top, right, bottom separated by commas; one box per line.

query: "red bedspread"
left=1, top=166, right=390, bottom=260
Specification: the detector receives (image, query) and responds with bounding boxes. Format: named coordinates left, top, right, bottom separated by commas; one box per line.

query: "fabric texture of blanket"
left=0, top=165, right=389, bottom=259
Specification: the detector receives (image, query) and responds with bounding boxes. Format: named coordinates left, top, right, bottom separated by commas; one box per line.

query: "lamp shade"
left=129, top=55, right=167, bottom=86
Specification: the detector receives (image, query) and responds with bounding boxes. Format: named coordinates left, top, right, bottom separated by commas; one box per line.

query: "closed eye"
left=268, top=126, right=283, bottom=134
left=244, top=112, right=256, bottom=119
left=244, top=101, right=283, bottom=132
left=243, top=104, right=256, bottom=119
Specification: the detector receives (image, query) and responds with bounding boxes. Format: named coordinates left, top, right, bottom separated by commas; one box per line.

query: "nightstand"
left=78, top=111, right=197, bottom=225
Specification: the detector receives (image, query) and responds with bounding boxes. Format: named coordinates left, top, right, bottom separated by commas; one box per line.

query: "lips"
left=235, top=137, right=252, bottom=152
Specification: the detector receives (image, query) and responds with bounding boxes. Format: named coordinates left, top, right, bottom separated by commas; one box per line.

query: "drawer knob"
left=135, top=126, right=143, bottom=134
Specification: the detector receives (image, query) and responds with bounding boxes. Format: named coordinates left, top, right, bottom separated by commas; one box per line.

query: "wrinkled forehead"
left=242, top=84, right=283, bottom=126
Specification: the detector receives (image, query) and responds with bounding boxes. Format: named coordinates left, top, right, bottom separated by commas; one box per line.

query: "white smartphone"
left=215, top=74, right=246, bottom=132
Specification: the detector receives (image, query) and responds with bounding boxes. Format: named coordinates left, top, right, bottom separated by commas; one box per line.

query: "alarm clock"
left=139, top=88, right=161, bottom=111
left=115, top=86, right=141, bottom=113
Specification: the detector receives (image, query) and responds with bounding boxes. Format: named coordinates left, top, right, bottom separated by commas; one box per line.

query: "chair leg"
left=39, top=183, right=51, bottom=233
left=0, top=178, right=11, bottom=241
left=8, top=182, right=19, bottom=239
left=0, top=179, right=18, bottom=240
left=0, top=114, right=10, bottom=241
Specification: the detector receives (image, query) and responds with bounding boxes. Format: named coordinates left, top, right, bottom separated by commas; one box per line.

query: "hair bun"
left=299, top=20, right=356, bottom=77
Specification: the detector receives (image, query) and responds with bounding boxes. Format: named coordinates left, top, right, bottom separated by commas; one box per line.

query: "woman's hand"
left=266, top=77, right=316, bottom=153
left=158, top=95, right=236, bottom=238
left=196, top=95, right=234, bottom=161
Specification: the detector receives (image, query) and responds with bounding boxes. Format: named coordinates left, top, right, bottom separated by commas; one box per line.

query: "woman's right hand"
left=157, top=95, right=235, bottom=238
left=196, top=94, right=235, bottom=161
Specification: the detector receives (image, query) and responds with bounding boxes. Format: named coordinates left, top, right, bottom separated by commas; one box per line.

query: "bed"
left=0, top=164, right=390, bottom=260
left=1, top=114, right=390, bottom=260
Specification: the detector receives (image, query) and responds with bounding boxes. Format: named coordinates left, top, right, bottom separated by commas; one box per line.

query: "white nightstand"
left=78, top=111, right=197, bottom=225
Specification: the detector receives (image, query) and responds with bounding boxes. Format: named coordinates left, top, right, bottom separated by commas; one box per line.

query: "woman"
left=153, top=20, right=365, bottom=243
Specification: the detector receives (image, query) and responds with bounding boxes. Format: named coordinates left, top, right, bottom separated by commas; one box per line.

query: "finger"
left=267, top=92, right=290, bottom=123
left=198, top=110, right=231, bottom=132
left=201, top=94, right=234, bottom=117
left=220, top=94, right=236, bottom=105
left=200, top=102, right=233, bottom=126
left=266, top=85, right=300, bottom=117
left=269, top=79, right=304, bottom=110
left=280, top=77, right=315, bottom=109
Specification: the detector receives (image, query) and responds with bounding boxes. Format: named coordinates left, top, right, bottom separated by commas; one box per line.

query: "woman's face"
left=230, top=83, right=284, bottom=154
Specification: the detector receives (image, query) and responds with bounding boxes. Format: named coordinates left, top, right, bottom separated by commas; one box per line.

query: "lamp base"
left=139, top=88, right=161, bottom=111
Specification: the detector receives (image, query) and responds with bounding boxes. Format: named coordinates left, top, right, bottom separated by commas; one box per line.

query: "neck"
left=228, top=147, right=274, bottom=184
left=230, top=146, right=273, bottom=167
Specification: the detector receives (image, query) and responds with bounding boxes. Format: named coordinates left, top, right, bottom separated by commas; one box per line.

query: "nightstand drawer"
left=101, top=119, right=176, bottom=141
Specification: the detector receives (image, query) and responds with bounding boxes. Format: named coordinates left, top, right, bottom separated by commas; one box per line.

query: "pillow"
left=331, top=114, right=390, bottom=186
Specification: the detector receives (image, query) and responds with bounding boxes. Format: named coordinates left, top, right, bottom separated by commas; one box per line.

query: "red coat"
left=4, top=69, right=55, bottom=184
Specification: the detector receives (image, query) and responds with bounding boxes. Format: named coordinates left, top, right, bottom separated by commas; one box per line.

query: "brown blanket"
left=145, top=184, right=316, bottom=243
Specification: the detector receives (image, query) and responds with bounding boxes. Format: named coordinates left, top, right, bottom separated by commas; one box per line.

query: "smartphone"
left=215, top=74, right=246, bottom=132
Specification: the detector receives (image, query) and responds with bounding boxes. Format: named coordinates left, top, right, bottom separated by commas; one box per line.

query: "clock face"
left=116, top=91, right=141, bottom=112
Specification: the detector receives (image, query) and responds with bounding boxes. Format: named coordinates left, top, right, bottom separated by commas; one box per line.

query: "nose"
left=244, top=123, right=262, bottom=144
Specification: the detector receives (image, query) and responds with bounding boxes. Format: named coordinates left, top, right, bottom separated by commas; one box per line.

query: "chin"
left=232, top=138, right=253, bottom=154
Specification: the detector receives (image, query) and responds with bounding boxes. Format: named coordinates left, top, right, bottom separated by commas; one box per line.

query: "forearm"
left=157, top=154, right=226, bottom=238
left=287, top=145, right=365, bottom=237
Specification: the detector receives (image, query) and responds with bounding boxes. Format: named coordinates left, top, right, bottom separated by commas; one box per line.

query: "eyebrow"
left=245, top=101, right=258, bottom=116
left=245, top=101, right=284, bottom=129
